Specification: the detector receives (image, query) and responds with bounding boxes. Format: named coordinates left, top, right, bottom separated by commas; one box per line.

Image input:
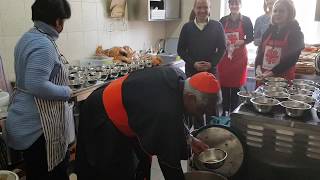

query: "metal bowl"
left=198, top=148, right=227, bottom=170
left=86, top=76, right=98, bottom=85
left=287, top=88, right=313, bottom=96
left=265, top=77, right=287, bottom=82
left=263, top=86, right=287, bottom=93
left=69, top=79, right=84, bottom=89
left=280, top=101, right=311, bottom=117
left=250, top=97, right=280, bottom=113
left=237, top=91, right=263, bottom=104
left=293, top=84, right=318, bottom=92
left=264, top=91, right=289, bottom=100
left=288, top=94, right=316, bottom=105
left=292, top=79, right=315, bottom=86
left=184, top=171, right=227, bottom=180
left=265, top=81, right=288, bottom=87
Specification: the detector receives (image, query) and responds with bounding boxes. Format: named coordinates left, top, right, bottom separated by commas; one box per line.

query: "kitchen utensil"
left=280, top=100, right=311, bottom=117
left=250, top=96, right=280, bottom=113
left=198, top=148, right=227, bottom=169
left=288, top=94, right=316, bottom=104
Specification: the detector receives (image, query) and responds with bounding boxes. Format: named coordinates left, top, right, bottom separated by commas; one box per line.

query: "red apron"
left=217, top=19, right=248, bottom=88
left=260, top=32, right=295, bottom=81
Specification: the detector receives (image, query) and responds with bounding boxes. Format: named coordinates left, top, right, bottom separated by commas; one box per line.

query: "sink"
left=0, top=91, right=9, bottom=107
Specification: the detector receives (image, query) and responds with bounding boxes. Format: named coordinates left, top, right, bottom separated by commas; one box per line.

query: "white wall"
left=165, top=0, right=221, bottom=38
left=0, top=0, right=166, bottom=81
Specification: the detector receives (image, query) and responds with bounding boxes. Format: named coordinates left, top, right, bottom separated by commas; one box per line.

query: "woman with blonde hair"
left=254, top=0, right=277, bottom=46
left=255, top=0, right=304, bottom=83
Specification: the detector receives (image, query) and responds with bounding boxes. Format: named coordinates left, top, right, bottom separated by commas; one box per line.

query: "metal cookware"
left=237, top=91, right=263, bottom=104
left=287, top=88, right=313, bottom=96
left=293, top=84, right=318, bottom=92
left=69, top=79, right=85, bottom=89
left=265, top=77, right=286, bottom=82
left=280, top=100, right=311, bottom=117
left=288, top=94, right=316, bottom=105
left=264, top=91, right=289, bottom=101
left=292, top=79, right=315, bottom=86
left=250, top=97, right=280, bottom=113
left=262, top=86, right=287, bottom=93
left=265, top=81, right=288, bottom=87
left=198, top=148, right=227, bottom=169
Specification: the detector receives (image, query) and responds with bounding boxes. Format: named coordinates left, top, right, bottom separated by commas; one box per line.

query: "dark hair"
left=32, top=0, right=71, bottom=26
left=228, top=0, right=241, bottom=4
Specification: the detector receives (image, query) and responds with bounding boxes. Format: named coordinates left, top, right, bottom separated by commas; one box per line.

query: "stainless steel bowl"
left=265, top=77, right=287, bottom=82
left=69, top=79, right=84, bottom=89
left=280, top=101, right=311, bottom=117
left=250, top=97, right=280, bottom=113
left=198, top=148, right=227, bottom=170
left=86, top=76, right=98, bottom=85
left=293, top=84, right=318, bottom=92
left=288, top=94, right=316, bottom=104
left=184, top=171, right=227, bottom=180
left=288, top=88, right=313, bottom=96
left=263, top=86, right=287, bottom=93
left=292, top=79, right=315, bottom=86
left=265, top=81, right=288, bottom=87
left=264, top=91, right=289, bottom=100
left=237, top=91, right=263, bottom=104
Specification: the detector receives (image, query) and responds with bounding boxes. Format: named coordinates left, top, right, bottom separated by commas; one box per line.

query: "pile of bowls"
left=262, top=86, right=287, bottom=93
left=265, top=81, right=288, bottom=87
left=292, top=79, right=315, bottom=86
left=264, top=91, right=289, bottom=101
left=197, top=148, right=227, bottom=170
left=237, top=91, right=263, bottom=104
left=265, top=77, right=287, bottom=82
left=251, top=96, right=280, bottom=113
left=287, top=87, right=313, bottom=96
left=280, top=100, right=311, bottom=117
left=288, top=94, right=315, bottom=105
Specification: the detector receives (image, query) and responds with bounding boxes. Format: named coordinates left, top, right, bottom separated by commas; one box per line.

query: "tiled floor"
left=68, top=157, right=188, bottom=180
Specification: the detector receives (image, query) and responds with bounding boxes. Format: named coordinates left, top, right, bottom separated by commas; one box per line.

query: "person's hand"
left=191, top=137, right=209, bottom=154
left=262, top=70, right=273, bottom=79
left=234, top=40, right=245, bottom=48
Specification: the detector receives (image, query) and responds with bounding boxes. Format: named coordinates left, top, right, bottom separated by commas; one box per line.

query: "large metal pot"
left=184, top=171, right=227, bottom=180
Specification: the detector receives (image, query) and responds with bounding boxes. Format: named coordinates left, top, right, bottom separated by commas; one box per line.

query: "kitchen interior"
left=1, top=0, right=320, bottom=179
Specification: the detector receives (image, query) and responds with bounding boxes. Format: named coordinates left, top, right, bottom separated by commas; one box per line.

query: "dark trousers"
left=22, top=135, right=69, bottom=180
left=221, top=87, right=240, bottom=115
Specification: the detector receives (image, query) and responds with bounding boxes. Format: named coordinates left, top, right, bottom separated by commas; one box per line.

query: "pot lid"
left=192, top=125, right=245, bottom=177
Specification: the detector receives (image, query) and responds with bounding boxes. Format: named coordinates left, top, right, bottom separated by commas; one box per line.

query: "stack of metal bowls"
left=265, top=81, right=288, bottom=87
left=288, top=94, right=316, bottom=105
left=237, top=91, right=263, bottom=104
left=251, top=96, right=280, bottom=113
left=264, top=91, right=289, bottom=101
left=280, top=100, right=312, bottom=117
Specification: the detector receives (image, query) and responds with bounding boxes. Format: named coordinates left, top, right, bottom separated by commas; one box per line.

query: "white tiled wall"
left=0, top=0, right=166, bottom=81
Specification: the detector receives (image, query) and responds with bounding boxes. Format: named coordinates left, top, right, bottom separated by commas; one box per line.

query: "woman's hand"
left=191, top=136, right=209, bottom=154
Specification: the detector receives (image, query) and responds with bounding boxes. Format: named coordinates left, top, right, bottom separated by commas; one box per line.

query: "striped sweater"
left=6, top=21, right=71, bottom=150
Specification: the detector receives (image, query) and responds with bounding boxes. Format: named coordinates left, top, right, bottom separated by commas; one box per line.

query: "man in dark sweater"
left=178, top=0, right=226, bottom=77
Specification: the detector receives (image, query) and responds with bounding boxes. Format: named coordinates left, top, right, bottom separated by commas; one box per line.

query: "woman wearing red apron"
left=217, top=0, right=253, bottom=115
left=255, top=0, right=304, bottom=84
